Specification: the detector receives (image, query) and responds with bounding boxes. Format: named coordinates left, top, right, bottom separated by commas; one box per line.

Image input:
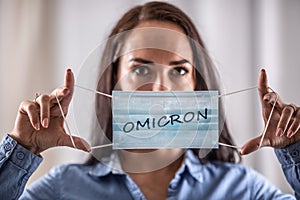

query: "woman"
left=0, top=2, right=299, bottom=199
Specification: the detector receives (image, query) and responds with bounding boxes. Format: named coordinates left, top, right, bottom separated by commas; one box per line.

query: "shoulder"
left=185, top=151, right=264, bottom=185
left=48, top=162, right=103, bottom=179
left=203, top=161, right=280, bottom=191
left=185, top=150, right=253, bottom=177
left=203, top=161, right=252, bottom=177
left=43, top=162, right=101, bottom=186
left=48, top=161, right=114, bottom=181
left=49, top=162, right=93, bottom=175
left=207, top=161, right=250, bottom=172
left=204, top=160, right=263, bottom=180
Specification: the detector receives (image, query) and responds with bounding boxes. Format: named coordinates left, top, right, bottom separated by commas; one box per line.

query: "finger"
left=261, top=92, right=283, bottom=123
left=287, top=119, right=300, bottom=138
left=287, top=110, right=300, bottom=137
left=44, top=89, right=70, bottom=118
left=35, top=94, right=51, bottom=128
left=48, top=69, right=74, bottom=116
left=240, top=136, right=261, bottom=155
left=62, top=69, right=75, bottom=105
left=54, top=69, right=75, bottom=115
left=258, top=69, right=269, bottom=106
left=276, top=105, right=294, bottom=137
left=19, top=101, right=40, bottom=130
left=263, top=92, right=284, bottom=110
left=59, top=135, right=91, bottom=152
left=49, top=87, right=70, bottom=105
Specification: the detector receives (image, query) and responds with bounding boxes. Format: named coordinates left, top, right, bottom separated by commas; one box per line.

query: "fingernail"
left=276, top=128, right=283, bottom=137
left=63, top=88, right=70, bottom=95
left=67, top=69, right=72, bottom=72
left=80, top=139, right=91, bottom=152
left=287, top=130, right=293, bottom=138
left=239, top=150, right=243, bottom=155
left=263, top=95, right=270, bottom=102
left=42, top=118, right=49, bottom=128
left=34, top=122, right=40, bottom=130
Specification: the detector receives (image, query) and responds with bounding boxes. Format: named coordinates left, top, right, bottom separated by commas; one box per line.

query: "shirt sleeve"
left=275, top=142, right=300, bottom=199
left=0, top=134, right=42, bottom=200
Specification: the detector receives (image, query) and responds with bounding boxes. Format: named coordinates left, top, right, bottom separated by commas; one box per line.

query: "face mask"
left=112, top=90, right=219, bottom=149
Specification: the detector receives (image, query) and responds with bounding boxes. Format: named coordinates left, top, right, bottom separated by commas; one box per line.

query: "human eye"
left=131, top=65, right=151, bottom=76
left=170, top=66, right=189, bottom=76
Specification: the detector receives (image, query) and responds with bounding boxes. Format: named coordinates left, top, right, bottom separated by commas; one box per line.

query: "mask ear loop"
left=55, top=91, right=114, bottom=150
left=75, top=84, right=112, bottom=98
left=258, top=87, right=278, bottom=148
left=55, top=92, right=77, bottom=149
left=218, top=86, right=258, bottom=149
left=218, top=86, right=278, bottom=150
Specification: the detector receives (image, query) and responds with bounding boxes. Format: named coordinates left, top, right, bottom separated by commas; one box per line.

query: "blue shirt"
left=0, top=134, right=299, bottom=200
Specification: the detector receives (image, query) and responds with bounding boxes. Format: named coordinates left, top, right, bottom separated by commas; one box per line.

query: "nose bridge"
left=152, top=64, right=170, bottom=91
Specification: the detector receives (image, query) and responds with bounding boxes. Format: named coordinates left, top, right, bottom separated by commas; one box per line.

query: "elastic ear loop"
left=259, top=88, right=278, bottom=148
left=55, top=92, right=77, bottom=149
left=55, top=91, right=113, bottom=151
left=56, top=85, right=278, bottom=151
left=218, top=87, right=278, bottom=149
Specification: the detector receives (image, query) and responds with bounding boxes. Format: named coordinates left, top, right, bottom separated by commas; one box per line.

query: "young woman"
left=1, top=2, right=299, bottom=199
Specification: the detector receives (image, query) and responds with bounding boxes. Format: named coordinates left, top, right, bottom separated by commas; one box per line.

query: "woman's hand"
left=240, top=69, right=300, bottom=155
left=9, top=69, right=90, bottom=155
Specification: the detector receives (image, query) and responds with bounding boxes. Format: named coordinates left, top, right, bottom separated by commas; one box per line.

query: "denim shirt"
left=0, top=134, right=299, bottom=200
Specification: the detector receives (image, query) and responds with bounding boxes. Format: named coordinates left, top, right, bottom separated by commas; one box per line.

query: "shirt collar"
left=184, top=150, right=204, bottom=183
left=88, top=153, right=125, bottom=177
left=88, top=150, right=203, bottom=181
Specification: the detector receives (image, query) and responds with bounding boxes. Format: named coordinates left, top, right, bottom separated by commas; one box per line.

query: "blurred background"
left=1, top=0, right=300, bottom=194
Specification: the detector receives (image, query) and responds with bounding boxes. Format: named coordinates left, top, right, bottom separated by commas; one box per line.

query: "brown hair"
left=88, top=1, right=240, bottom=164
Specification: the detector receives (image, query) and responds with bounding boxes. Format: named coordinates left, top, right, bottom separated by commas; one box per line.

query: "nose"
left=152, top=73, right=170, bottom=91
left=152, top=83, right=169, bottom=91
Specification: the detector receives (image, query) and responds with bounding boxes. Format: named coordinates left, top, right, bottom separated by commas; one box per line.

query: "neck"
left=121, top=149, right=185, bottom=200
left=127, top=153, right=184, bottom=179
left=118, top=149, right=184, bottom=173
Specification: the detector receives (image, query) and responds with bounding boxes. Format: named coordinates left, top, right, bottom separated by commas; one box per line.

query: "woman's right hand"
left=9, top=69, right=90, bottom=155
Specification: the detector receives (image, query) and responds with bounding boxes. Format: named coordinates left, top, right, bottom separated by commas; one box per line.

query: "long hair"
left=87, top=1, right=240, bottom=164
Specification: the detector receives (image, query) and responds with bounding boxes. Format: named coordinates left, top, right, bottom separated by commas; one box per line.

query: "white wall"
left=1, top=0, right=299, bottom=194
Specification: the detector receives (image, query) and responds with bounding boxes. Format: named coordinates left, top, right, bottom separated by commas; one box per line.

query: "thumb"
left=240, top=136, right=261, bottom=155
left=60, top=135, right=91, bottom=152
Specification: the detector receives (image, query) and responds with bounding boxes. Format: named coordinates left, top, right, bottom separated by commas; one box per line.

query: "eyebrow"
left=129, top=58, right=154, bottom=64
left=169, top=59, right=190, bottom=66
left=129, top=57, right=190, bottom=65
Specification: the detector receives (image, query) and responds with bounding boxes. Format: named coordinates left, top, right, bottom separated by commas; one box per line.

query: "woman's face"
left=116, top=21, right=196, bottom=91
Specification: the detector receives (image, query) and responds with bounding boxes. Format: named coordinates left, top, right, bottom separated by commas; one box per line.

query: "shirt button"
left=4, top=143, right=12, bottom=151
left=170, top=183, right=177, bottom=189
left=131, top=184, right=137, bottom=190
left=17, top=151, right=25, bottom=160
left=291, top=149, right=299, bottom=157
left=198, top=174, right=203, bottom=183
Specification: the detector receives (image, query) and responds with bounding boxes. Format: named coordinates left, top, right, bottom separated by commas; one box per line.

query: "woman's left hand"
left=240, top=69, right=300, bottom=155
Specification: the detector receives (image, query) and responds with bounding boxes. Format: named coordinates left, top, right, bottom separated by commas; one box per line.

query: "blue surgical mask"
left=112, top=91, right=219, bottom=149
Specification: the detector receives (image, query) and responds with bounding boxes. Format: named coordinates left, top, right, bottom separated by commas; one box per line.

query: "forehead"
left=116, top=23, right=193, bottom=64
